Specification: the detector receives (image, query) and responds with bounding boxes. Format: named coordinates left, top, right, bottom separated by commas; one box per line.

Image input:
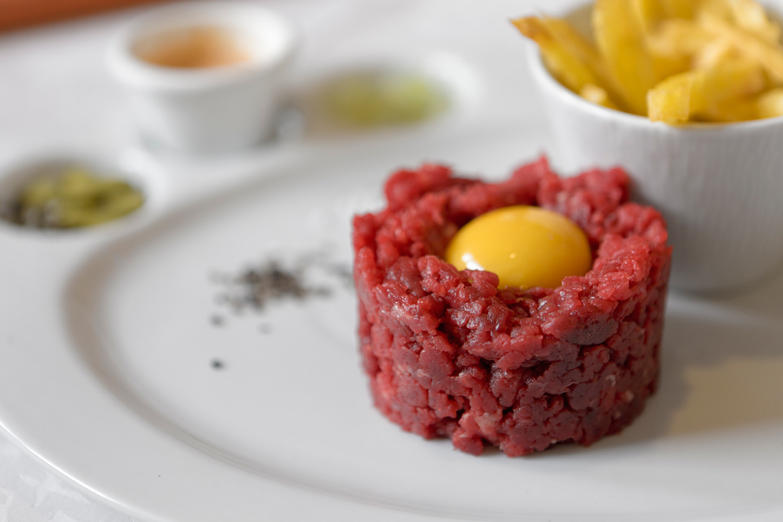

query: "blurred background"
left=0, top=0, right=166, bottom=33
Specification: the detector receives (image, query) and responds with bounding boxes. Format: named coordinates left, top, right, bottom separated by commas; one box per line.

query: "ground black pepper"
left=207, top=251, right=351, bottom=369
left=212, top=259, right=329, bottom=313
left=210, top=252, right=352, bottom=317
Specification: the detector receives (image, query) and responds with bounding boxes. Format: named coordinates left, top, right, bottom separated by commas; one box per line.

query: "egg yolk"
left=445, top=205, right=592, bottom=289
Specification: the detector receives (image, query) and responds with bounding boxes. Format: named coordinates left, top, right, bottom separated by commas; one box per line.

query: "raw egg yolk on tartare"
left=445, top=205, right=592, bottom=289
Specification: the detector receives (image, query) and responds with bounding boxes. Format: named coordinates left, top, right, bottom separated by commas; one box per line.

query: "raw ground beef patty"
left=352, top=157, right=672, bottom=456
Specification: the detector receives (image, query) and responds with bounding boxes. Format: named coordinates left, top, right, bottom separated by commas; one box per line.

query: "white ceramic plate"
left=1, top=121, right=782, bottom=522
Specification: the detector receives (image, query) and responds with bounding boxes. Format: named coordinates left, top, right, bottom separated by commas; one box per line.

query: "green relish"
left=324, top=71, right=448, bottom=126
left=0, top=167, right=144, bottom=229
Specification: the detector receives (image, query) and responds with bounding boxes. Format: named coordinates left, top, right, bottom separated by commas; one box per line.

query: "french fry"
left=699, top=0, right=734, bottom=22
left=699, top=96, right=759, bottom=121
left=648, top=19, right=713, bottom=57
left=633, top=2, right=692, bottom=79
left=540, top=17, right=606, bottom=79
left=756, top=87, right=783, bottom=118
left=541, top=16, right=625, bottom=104
left=688, top=59, right=766, bottom=107
left=648, top=59, right=765, bottom=122
left=514, top=15, right=625, bottom=109
left=700, top=13, right=783, bottom=82
left=729, top=0, right=782, bottom=43
left=580, top=83, right=618, bottom=109
left=692, top=39, right=738, bottom=69
left=647, top=75, right=691, bottom=122
left=660, top=0, right=699, bottom=19
left=653, top=54, right=692, bottom=80
left=701, top=0, right=781, bottom=42
left=593, top=0, right=658, bottom=115
left=633, top=0, right=665, bottom=35
left=513, top=17, right=601, bottom=93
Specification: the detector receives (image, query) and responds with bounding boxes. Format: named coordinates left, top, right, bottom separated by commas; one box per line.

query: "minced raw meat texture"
left=352, top=157, right=672, bottom=456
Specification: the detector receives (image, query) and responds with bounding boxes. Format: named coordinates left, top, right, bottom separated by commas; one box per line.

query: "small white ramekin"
left=107, top=1, right=298, bottom=154
left=526, top=6, right=783, bottom=294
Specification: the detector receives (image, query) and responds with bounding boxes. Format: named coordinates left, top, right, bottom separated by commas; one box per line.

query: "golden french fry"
left=688, top=59, right=766, bottom=108
left=700, top=13, right=783, bottom=82
left=699, top=0, right=734, bottom=22
left=540, top=16, right=625, bottom=105
left=513, top=17, right=600, bottom=93
left=593, top=0, right=658, bottom=115
left=698, top=96, right=759, bottom=121
left=661, top=0, right=699, bottom=19
left=647, top=76, right=691, bottom=122
left=630, top=4, right=689, bottom=80
left=632, top=0, right=665, bottom=35
left=648, top=59, right=765, bottom=122
left=580, top=83, right=618, bottom=109
left=539, top=17, right=608, bottom=78
left=514, top=15, right=625, bottom=110
left=652, top=52, right=691, bottom=80
left=540, top=17, right=606, bottom=79
left=756, top=87, right=783, bottom=118
left=692, top=39, right=738, bottom=69
left=729, top=0, right=782, bottom=43
left=648, top=19, right=712, bottom=57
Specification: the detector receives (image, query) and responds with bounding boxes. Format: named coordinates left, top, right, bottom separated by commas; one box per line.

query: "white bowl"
left=107, top=1, right=298, bottom=155
left=526, top=6, right=783, bottom=294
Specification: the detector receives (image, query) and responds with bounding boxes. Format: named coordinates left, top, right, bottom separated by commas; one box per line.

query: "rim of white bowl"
left=106, top=1, right=298, bottom=92
left=524, top=33, right=783, bottom=134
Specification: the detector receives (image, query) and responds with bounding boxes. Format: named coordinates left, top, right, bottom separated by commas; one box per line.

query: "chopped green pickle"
left=324, top=71, right=449, bottom=126
left=0, top=166, right=144, bottom=229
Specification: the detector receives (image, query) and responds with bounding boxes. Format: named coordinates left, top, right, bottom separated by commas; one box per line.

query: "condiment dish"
left=0, top=148, right=166, bottom=233
left=107, top=1, right=298, bottom=155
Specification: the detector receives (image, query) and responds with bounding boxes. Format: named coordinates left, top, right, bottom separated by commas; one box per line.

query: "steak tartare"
left=352, top=157, right=671, bottom=456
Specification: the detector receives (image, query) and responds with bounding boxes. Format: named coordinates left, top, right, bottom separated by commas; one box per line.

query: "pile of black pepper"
left=207, top=251, right=352, bottom=370
left=211, top=253, right=353, bottom=317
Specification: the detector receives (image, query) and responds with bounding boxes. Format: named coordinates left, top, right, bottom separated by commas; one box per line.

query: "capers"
left=0, top=167, right=144, bottom=229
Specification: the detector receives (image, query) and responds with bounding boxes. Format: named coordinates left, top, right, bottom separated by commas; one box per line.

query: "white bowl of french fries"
left=516, top=0, right=783, bottom=294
